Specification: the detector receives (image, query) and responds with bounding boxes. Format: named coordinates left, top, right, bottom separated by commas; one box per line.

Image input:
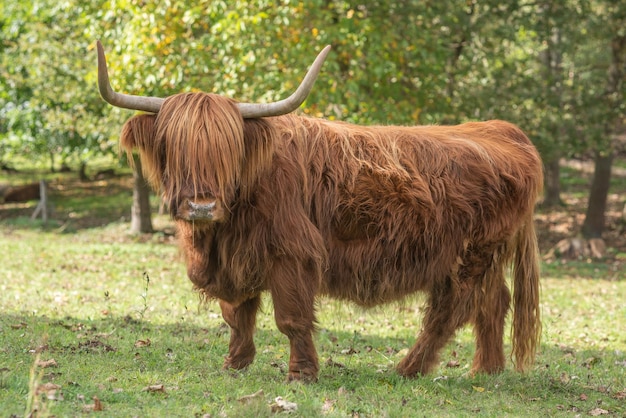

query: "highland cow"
left=97, top=41, right=543, bottom=382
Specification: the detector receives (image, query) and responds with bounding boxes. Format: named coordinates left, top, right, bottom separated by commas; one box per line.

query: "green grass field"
left=0, top=171, right=625, bottom=417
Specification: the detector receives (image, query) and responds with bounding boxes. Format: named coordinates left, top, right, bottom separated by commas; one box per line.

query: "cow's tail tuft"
left=511, top=212, right=541, bottom=371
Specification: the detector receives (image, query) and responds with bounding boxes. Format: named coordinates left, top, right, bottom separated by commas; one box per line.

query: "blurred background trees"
left=1, top=0, right=624, bottom=238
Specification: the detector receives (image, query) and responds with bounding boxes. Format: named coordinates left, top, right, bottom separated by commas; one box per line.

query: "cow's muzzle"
left=176, top=198, right=224, bottom=222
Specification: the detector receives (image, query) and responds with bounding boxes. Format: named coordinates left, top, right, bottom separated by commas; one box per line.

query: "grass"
left=0, top=167, right=625, bottom=417
left=1, top=225, right=624, bottom=417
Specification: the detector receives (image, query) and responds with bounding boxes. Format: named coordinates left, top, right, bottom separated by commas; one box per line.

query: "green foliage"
left=2, top=0, right=625, bottom=166
left=0, top=0, right=120, bottom=168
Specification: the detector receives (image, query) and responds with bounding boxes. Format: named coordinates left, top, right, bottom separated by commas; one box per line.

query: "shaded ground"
left=534, top=160, right=626, bottom=260
left=0, top=175, right=136, bottom=230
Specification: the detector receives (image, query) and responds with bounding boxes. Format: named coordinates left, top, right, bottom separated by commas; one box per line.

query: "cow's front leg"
left=219, top=296, right=261, bottom=370
left=269, top=261, right=319, bottom=382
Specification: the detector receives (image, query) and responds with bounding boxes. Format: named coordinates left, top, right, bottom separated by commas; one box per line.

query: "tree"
left=0, top=0, right=121, bottom=170
left=130, top=154, right=154, bottom=234
left=581, top=0, right=626, bottom=238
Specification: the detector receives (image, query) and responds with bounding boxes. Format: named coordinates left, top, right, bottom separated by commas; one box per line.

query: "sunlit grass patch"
left=1, top=224, right=625, bottom=416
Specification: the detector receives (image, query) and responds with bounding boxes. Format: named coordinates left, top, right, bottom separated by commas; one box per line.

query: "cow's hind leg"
left=220, top=296, right=261, bottom=370
left=397, top=277, right=472, bottom=377
left=471, top=256, right=510, bottom=374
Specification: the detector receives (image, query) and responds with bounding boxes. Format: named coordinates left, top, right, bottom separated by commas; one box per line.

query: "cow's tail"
left=511, top=212, right=541, bottom=371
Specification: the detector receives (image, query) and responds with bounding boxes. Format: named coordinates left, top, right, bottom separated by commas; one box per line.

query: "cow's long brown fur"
left=120, top=92, right=542, bottom=381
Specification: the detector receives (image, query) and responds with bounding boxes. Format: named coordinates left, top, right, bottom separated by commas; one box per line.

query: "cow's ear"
left=120, top=114, right=156, bottom=151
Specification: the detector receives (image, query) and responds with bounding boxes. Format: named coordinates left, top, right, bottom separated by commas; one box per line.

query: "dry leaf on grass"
left=337, top=386, right=350, bottom=396
left=322, top=399, right=336, bottom=413
left=446, top=360, right=460, bottom=368
left=37, top=382, right=63, bottom=400
left=134, top=339, right=151, bottom=348
left=588, top=407, right=609, bottom=416
left=237, top=390, right=264, bottom=404
left=36, top=359, right=58, bottom=368
left=30, top=344, right=49, bottom=354
left=270, top=396, right=298, bottom=413
left=325, top=357, right=345, bottom=368
left=142, top=384, right=166, bottom=393
left=83, top=396, right=104, bottom=412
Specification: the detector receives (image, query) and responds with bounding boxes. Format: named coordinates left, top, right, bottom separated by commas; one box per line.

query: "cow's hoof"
left=286, top=371, right=318, bottom=383
left=223, top=356, right=254, bottom=370
left=396, top=362, right=424, bottom=379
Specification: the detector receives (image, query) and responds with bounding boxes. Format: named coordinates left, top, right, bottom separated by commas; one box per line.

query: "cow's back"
left=289, top=118, right=541, bottom=306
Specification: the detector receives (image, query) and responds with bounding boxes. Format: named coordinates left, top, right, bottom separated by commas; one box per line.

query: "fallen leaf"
left=134, top=339, right=151, bottom=348
left=10, top=322, right=27, bottom=329
left=325, top=357, right=345, bottom=368
left=322, top=399, right=336, bottom=413
left=37, top=382, right=63, bottom=400
left=142, top=384, right=166, bottom=393
left=472, top=386, right=485, bottom=393
left=37, top=382, right=61, bottom=393
left=36, top=359, right=58, bottom=368
left=579, top=393, right=588, bottom=401
left=613, top=390, right=626, bottom=400
left=446, top=360, right=460, bottom=368
left=83, top=396, right=104, bottom=412
left=583, top=357, right=599, bottom=368
left=237, top=389, right=264, bottom=404
left=270, top=396, right=298, bottom=412
left=588, top=408, right=609, bottom=416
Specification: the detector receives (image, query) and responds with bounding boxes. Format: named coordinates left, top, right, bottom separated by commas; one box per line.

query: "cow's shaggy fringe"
left=120, top=92, right=543, bottom=380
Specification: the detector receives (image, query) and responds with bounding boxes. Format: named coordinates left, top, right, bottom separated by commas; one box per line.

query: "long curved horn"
left=237, top=45, right=332, bottom=118
left=97, top=40, right=331, bottom=118
left=97, top=40, right=164, bottom=113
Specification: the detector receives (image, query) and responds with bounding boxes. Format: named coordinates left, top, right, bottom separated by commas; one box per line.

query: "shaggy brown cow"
left=97, top=41, right=543, bottom=382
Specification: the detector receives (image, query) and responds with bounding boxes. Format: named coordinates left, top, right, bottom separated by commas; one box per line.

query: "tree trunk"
left=581, top=152, right=613, bottom=239
left=130, top=154, right=153, bottom=234
left=580, top=34, right=625, bottom=239
left=542, top=155, right=562, bottom=207
left=49, top=151, right=55, bottom=173
left=79, top=161, right=89, bottom=182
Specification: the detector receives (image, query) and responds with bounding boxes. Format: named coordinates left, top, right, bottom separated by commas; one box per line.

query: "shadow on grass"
left=1, top=311, right=624, bottom=416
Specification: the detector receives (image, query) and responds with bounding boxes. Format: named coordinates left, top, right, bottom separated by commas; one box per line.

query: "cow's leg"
left=397, top=277, right=471, bottom=377
left=269, top=260, right=319, bottom=382
left=220, top=296, right=261, bottom=370
left=471, top=266, right=510, bottom=374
